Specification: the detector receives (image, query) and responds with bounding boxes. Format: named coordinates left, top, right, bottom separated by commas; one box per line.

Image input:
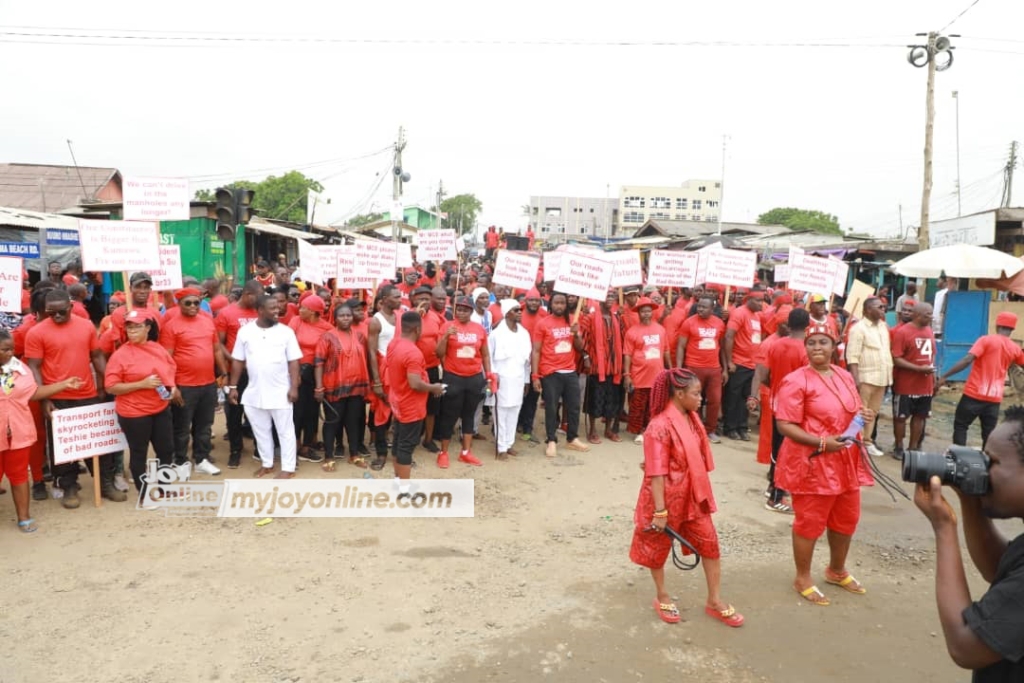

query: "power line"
left=939, top=0, right=984, bottom=32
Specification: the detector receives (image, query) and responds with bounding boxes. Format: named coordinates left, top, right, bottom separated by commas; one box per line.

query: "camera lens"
left=902, top=450, right=952, bottom=485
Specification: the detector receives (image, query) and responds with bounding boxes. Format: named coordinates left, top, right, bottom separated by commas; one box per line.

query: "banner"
left=647, top=250, right=699, bottom=288
left=122, top=176, right=190, bottom=221
left=150, top=245, right=183, bottom=290
left=354, top=239, right=397, bottom=281
left=492, top=250, right=540, bottom=290
left=317, top=245, right=342, bottom=281
left=606, top=250, right=643, bottom=288
left=553, top=253, right=613, bottom=301
left=703, top=249, right=757, bottom=288
left=297, top=240, right=324, bottom=285
left=788, top=253, right=839, bottom=294
left=416, top=230, right=458, bottom=262
left=0, top=256, right=22, bottom=313
left=396, top=242, right=413, bottom=269
left=78, top=219, right=161, bottom=272
left=51, top=402, right=128, bottom=465
left=337, top=246, right=374, bottom=290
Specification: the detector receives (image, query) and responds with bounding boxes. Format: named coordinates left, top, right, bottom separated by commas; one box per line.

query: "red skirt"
left=628, top=388, right=652, bottom=434
left=629, top=515, right=721, bottom=568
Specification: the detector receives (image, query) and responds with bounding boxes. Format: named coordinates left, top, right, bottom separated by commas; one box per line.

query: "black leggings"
left=118, top=407, right=174, bottom=500
left=322, top=395, right=365, bottom=459
left=293, top=364, right=320, bottom=446
left=436, top=372, right=485, bottom=440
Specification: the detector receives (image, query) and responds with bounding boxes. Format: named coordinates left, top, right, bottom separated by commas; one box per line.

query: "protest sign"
left=704, top=249, right=757, bottom=288
left=606, top=250, right=643, bottom=288
left=0, top=257, right=22, bottom=313
left=693, top=241, right=723, bottom=285
left=297, top=240, right=324, bottom=285
left=78, top=220, right=161, bottom=272
left=51, top=402, right=128, bottom=466
left=337, top=246, right=374, bottom=289
left=845, top=279, right=875, bottom=320
left=829, top=255, right=850, bottom=297
left=150, top=245, right=183, bottom=290
left=455, top=236, right=466, bottom=254
left=774, top=263, right=791, bottom=283
left=417, top=230, right=458, bottom=262
left=647, top=250, right=699, bottom=288
left=788, top=253, right=839, bottom=294
left=789, top=245, right=805, bottom=269
left=492, top=250, right=540, bottom=290
left=317, top=245, right=342, bottom=281
left=553, top=253, right=613, bottom=301
left=543, top=251, right=563, bottom=282
left=122, top=177, right=190, bottom=221
left=354, top=239, right=398, bottom=281
left=396, top=242, right=413, bottom=269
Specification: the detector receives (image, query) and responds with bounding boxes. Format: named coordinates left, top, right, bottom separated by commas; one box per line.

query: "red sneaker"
left=458, top=451, right=483, bottom=466
left=437, top=452, right=450, bottom=469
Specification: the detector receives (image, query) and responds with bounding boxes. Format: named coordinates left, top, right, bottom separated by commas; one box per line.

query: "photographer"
left=914, top=407, right=1024, bottom=680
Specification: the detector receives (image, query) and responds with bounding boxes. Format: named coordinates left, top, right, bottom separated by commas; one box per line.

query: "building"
left=618, top=179, right=721, bottom=234
left=527, top=196, right=617, bottom=241
left=380, top=205, right=441, bottom=230
left=0, top=163, right=122, bottom=212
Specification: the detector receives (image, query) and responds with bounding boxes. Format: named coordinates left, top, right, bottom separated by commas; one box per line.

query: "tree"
left=440, top=194, right=483, bottom=236
left=346, top=211, right=384, bottom=228
left=757, top=207, right=842, bottom=235
left=193, top=171, right=324, bottom=224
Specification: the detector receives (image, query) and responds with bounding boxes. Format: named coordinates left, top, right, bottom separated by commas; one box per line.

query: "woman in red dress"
left=630, top=368, right=744, bottom=628
left=774, top=323, right=875, bottom=606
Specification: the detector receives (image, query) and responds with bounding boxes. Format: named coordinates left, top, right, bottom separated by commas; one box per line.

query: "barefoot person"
left=774, top=323, right=876, bottom=605
left=630, top=368, right=744, bottom=628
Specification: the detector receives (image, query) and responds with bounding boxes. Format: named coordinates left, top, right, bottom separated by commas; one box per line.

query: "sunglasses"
left=180, top=299, right=201, bottom=307
left=46, top=307, right=71, bottom=316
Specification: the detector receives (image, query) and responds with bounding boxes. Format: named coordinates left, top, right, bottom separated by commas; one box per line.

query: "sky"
left=1, top=0, right=1022, bottom=241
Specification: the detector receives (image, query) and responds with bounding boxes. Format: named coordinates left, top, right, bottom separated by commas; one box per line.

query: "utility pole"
left=436, top=179, right=444, bottom=229
left=1003, top=141, right=1019, bottom=208
left=391, top=126, right=407, bottom=242
left=953, top=90, right=961, bottom=216
left=717, top=134, right=728, bottom=236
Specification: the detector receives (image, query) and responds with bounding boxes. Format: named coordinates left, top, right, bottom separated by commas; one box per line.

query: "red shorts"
left=0, top=446, right=31, bottom=487
left=791, top=489, right=861, bottom=539
left=629, top=514, right=720, bottom=568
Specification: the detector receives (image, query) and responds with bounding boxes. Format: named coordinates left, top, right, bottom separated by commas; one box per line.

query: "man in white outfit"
left=487, top=299, right=533, bottom=460
left=227, top=294, right=302, bottom=479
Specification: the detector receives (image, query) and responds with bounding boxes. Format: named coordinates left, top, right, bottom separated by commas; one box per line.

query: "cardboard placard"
left=150, top=245, right=183, bottom=290
left=396, top=242, right=413, bottom=269
left=492, top=250, right=540, bottom=290
left=553, top=253, right=613, bottom=301
left=606, top=250, right=643, bottom=288
left=703, top=249, right=756, bottom=288
left=845, top=279, right=876, bottom=319
left=337, top=246, right=374, bottom=289
left=788, top=253, right=839, bottom=294
left=297, top=240, right=325, bottom=285
left=51, top=402, right=129, bottom=465
left=542, top=251, right=563, bottom=282
left=122, top=176, right=190, bottom=221
left=416, top=230, right=458, bottom=262
left=78, top=219, right=161, bottom=272
left=647, top=250, right=699, bottom=288
left=0, top=256, right=22, bottom=312
left=354, top=239, right=398, bottom=281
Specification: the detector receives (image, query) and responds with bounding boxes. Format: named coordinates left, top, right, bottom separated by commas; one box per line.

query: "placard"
left=78, top=219, right=161, bottom=272
left=789, top=245, right=805, bottom=269
left=297, top=240, right=324, bottom=285
left=774, top=263, right=791, bottom=283
left=829, top=256, right=850, bottom=298
left=542, top=251, right=563, bottom=282
left=51, top=402, right=128, bottom=465
left=416, top=230, right=458, bottom=262
left=553, top=253, right=613, bottom=301
left=337, top=246, right=374, bottom=290
left=694, top=241, right=723, bottom=286
left=317, top=245, right=342, bottom=281
left=703, top=249, right=756, bottom=288
left=647, top=250, right=699, bottom=288
left=354, top=239, right=398, bottom=281
left=845, top=280, right=876, bottom=320
left=396, top=242, right=413, bottom=269
left=122, top=176, right=190, bottom=221
left=150, top=245, right=183, bottom=290
left=0, top=256, right=22, bottom=313
left=788, top=253, right=839, bottom=294
left=606, top=250, right=643, bottom=288
left=492, top=250, right=540, bottom=290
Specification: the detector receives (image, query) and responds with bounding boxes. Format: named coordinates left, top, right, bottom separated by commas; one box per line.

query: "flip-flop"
left=704, top=605, right=744, bottom=627
left=17, top=518, right=37, bottom=533
left=321, top=460, right=337, bottom=472
left=825, top=571, right=867, bottom=595
left=652, top=598, right=681, bottom=624
left=587, top=435, right=602, bottom=445
left=605, top=432, right=622, bottom=443
left=796, top=585, right=830, bottom=606
left=565, top=440, right=590, bottom=452
left=348, top=456, right=368, bottom=469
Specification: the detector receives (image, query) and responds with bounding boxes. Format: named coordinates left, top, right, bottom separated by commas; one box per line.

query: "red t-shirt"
left=442, top=320, right=487, bottom=377
left=520, top=308, right=549, bottom=340
left=105, top=341, right=178, bottom=418
left=766, top=336, right=809, bottom=394
left=159, top=313, right=219, bottom=386
left=485, top=231, right=499, bottom=249
left=726, top=305, right=763, bottom=369
left=208, top=294, right=229, bottom=314
left=100, top=304, right=163, bottom=355
left=535, top=315, right=577, bottom=376
left=24, top=316, right=100, bottom=400
left=624, top=323, right=668, bottom=389
left=679, top=314, right=725, bottom=369
left=417, top=310, right=444, bottom=369
left=216, top=303, right=260, bottom=357
left=289, top=317, right=332, bottom=365
left=387, top=337, right=428, bottom=423
left=13, top=314, right=36, bottom=357
left=72, top=301, right=89, bottom=320
left=964, top=335, right=1024, bottom=402
left=892, top=324, right=936, bottom=396
left=663, top=306, right=690, bottom=365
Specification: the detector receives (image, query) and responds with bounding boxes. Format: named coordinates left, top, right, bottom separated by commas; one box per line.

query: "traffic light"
left=215, top=187, right=236, bottom=241
left=235, top=189, right=255, bottom=225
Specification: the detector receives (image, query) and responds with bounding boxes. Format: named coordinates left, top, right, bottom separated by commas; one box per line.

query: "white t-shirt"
left=232, top=321, right=302, bottom=410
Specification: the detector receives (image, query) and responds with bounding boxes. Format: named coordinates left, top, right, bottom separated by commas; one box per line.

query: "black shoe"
left=228, top=452, right=241, bottom=469
left=738, top=430, right=751, bottom=442
left=892, top=447, right=905, bottom=461
left=32, top=482, right=47, bottom=501
left=357, top=445, right=370, bottom=456
left=725, top=430, right=742, bottom=440
left=421, top=440, right=440, bottom=453
left=298, top=448, right=324, bottom=463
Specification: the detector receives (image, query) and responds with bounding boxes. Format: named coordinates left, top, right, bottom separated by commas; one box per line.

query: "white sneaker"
left=113, top=474, right=130, bottom=492
left=195, top=459, right=221, bottom=476
left=173, top=462, right=192, bottom=481
left=866, top=443, right=885, bottom=457
left=633, top=435, right=644, bottom=445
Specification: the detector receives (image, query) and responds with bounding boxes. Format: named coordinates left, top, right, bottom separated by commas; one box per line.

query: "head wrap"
left=471, top=287, right=490, bottom=303
left=175, top=287, right=202, bottom=301
left=500, top=299, right=520, bottom=317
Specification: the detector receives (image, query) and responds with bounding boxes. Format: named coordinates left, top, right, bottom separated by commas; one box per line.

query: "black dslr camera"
left=901, top=446, right=990, bottom=496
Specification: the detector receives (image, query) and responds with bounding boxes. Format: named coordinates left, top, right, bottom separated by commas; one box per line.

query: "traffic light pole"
left=392, top=126, right=406, bottom=242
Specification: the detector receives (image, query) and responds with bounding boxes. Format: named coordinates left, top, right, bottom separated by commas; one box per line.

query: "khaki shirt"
left=846, top=318, right=893, bottom=386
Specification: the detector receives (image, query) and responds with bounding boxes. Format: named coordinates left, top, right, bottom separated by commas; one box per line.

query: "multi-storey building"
left=527, top=196, right=618, bottom=240
left=618, top=179, right=721, bottom=234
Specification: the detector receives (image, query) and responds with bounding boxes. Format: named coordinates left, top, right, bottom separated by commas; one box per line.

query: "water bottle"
left=839, top=414, right=865, bottom=442
left=156, top=384, right=171, bottom=401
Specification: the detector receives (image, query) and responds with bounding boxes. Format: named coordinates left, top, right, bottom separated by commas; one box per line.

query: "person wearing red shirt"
left=253, top=260, right=275, bottom=289
left=416, top=286, right=446, bottom=452
left=289, top=296, right=332, bottom=462
left=532, top=292, right=590, bottom=457
left=937, top=311, right=1024, bottom=448
left=619, top=287, right=641, bottom=330
left=272, top=290, right=296, bottom=326
left=892, top=302, right=937, bottom=457
left=581, top=290, right=624, bottom=444
left=663, top=296, right=692, bottom=367
left=100, top=272, right=163, bottom=357
left=203, top=278, right=230, bottom=316
left=216, top=280, right=262, bottom=468
left=315, top=303, right=370, bottom=467
left=25, top=289, right=124, bottom=508
left=749, top=307, right=792, bottom=468
left=387, top=312, right=445, bottom=480
left=624, top=297, right=670, bottom=444
left=525, top=226, right=535, bottom=251
left=722, top=288, right=765, bottom=441
left=435, top=296, right=492, bottom=468
left=889, top=298, right=917, bottom=345
left=484, top=226, right=499, bottom=259
left=517, top=287, right=549, bottom=439
left=677, top=295, right=728, bottom=441
left=160, top=287, right=228, bottom=476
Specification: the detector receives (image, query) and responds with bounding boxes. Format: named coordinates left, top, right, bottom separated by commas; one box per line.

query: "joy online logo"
left=138, top=459, right=222, bottom=514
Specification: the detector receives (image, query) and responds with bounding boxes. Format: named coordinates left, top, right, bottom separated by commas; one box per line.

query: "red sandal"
left=704, top=605, right=744, bottom=627
left=652, top=598, right=681, bottom=624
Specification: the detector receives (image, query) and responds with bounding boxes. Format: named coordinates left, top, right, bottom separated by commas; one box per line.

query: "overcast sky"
left=1, top=0, right=1022, bottom=240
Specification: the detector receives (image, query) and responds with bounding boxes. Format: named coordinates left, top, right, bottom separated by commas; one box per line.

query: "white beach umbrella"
left=890, top=244, right=1024, bottom=279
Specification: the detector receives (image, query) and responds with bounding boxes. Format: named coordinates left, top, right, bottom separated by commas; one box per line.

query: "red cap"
left=632, top=296, right=656, bottom=311
left=996, top=312, right=1018, bottom=329
left=175, top=287, right=202, bottom=301
left=124, top=308, right=158, bottom=324
left=301, top=296, right=326, bottom=313
left=805, top=323, right=837, bottom=341
left=111, top=292, right=126, bottom=304
left=525, top=287, right=541, bottom=299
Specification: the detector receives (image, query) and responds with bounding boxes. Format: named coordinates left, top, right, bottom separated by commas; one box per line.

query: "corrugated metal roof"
left=247, top=218, right=323, bottom=242
left=0, top=164, right=120, bottom=212
left=0, top=205, right=81, bottom=230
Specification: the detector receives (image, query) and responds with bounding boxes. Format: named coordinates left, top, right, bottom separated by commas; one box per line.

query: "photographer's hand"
left=914, top=476, right=957, bottom=528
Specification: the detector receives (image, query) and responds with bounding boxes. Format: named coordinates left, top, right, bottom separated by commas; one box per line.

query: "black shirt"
left=963, top=532, right=1024, bottom=682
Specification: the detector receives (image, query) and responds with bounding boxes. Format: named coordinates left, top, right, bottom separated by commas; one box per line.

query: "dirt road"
left=1, top=402, right=996, bottom=683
